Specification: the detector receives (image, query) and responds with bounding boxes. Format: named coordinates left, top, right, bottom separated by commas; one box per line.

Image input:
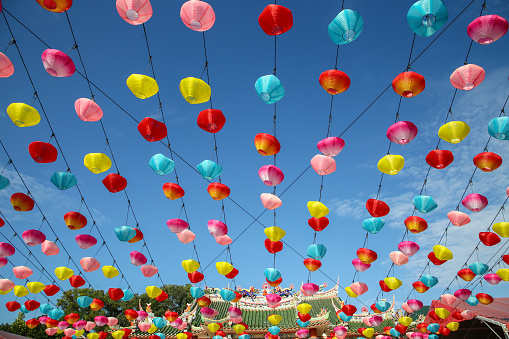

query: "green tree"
left=0, top=312, right=52, bottom=338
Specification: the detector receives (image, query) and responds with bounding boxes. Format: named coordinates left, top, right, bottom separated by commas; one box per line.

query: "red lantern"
left=308, top=217, right=329, bottom=232
left=473, top=152, right=502, bottom=172
left=69, top=275, right=85, bottom=288
left=165, top=311, right=179, bottom=322
left=156, top=290, right=168, bottom=302
left=254, top=133, right=280, bottom=156
left=476, top=292, right=494, bottom=305
left=370, top=303, right=381, bottom=314
left=412, top=281, right=429, bottom=293
left=266, top=277, right=282, bottom=287
left=137, top=117, right=167, bottom=142
left=303, top=258, right=321, bottom=271
left=426, top=150, right=454, bottom=169
left=357, top=328, right=366, bottom=335
left=44, top=284, right=60, bottom=296
left=188, top=271, right=204, bottom=283
left=342, top=304, right=357, bottom=316
left=123, top=329, right=133, bottom=337
left=258, top=5, right=293, bottom=36
left=405, top=216, right=428, bottom=234
left=196, top=296, right=211, bottom=307
left=26, top=318, right=39, bottom=329
left=28, top=141, right=58, bottom=163
left=264, top=239, right=283, bottom=254
left=225, top=268, right=239, bottom=279
left=10, top=193, right=34, bottom=212
left=357, top=248, right=377, bottom=264
left=458, top=268, right=476, bottom=281
left=128, top=228, right=143, bottom=244
left=63, top=211, right=87, bottom=230
left=197, top=109, right=226, bottom=133
left=46, top=319, right=59, bottom=328
left=125, top=309, right=138, bottom=321
left=503, top=254, right=509, bottom=265
left=24, top=300, right=40, bottom=311
left=479, top=232, right=501, bottom=246
left=0, top=218, right=4, bottom=228
left=366, top=199, right=390, bottom=217
left=439, top=327, right=452, bottom=336
left=108, top=288, right=124, bottom=301
left=102, top=173, right=127, bottom=193
left=207, top=183, right=230, bottom=201
left=379, top=280, right=392, bottom=292
left=392, top=71, right=426, bottom=98
left=416, top=323, right=428, bottom=333
left=428, top=252, right=447, bottom=266
left=395, top=324, right=407, bottom=334
left=98, top=332, right=108, bottom=339
left=383, top=327, right=392, bottom=335
left=428, top=310, right=441, bottom=322
left=65, top=313, right=80, bottom=324
left=452, top=312, right=463, bottom=320
left=298, top=312, right=311, bottom=322
left=319, top=70, right=350, bottom=95
left=163, top=183, right=185, bottom=200
left=216, top=331, right=226, bottom=337
left=6, top=301, right=20, bottom=312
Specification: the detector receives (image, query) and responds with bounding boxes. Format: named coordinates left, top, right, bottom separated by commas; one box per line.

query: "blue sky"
left=0, top=0, right=509, bottom=325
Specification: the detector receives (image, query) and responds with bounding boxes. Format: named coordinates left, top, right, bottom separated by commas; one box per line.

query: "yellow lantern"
left=496, top=268, right=509, bottom=281
left=399, top=316, right=412, bottom=326
left=438, top=121, right=470, bottom=144
left=307, top=201, right=329, bottom=218
left=208, top=323, right=220, bottom=333
left=216, top=261, right=234, bottom=275
left=55, top=266, right=74, bottom=281
left=177, top=334, right=188, bottom=339
left=297, top=303, right=312, bottom=314
left=57, top=329, right=63, bottom=334
left=492, top=222, right=509, bottom=237
left=0, top=289, right=12, bottom=295
left=75, top=330, right=85, bottom=337
left=264, top=226, right=286, bottom=242
left=435, top=308, right=450, bottom=319
left=180, top=77, right=211, bottom=104
left=362, top=328, right=374, bottom=338
left=146, top=286, right=163, bottom=298
left=268, top=314, right=282, bottom=325
left=345, top=287, right=358, bottom=298
left=148, top=324, right=158, bottom=333
left=13, top=285, right=29, bottom=297
left=233, top=324, right=246, bottom=334
left=182, top=259, right=200, bottom=273
left=27, top=281, right=45, bottom=294
left=112, top=330, right=125, bottom=339
left=7, top=103, right=41, bottom=127
left=433, top=245, right=453, bottom=261
left=84, top=153, right=112, bottom=174
left=126, top=74, right=159, bottom=99
left=102, top=265, right=119, bottom=279
left=384, top=277, right=402, bottom=290
left=447, top=322, right=459, bottom=331
left=377, top=154, right=405, bottom=175
left=87, top=333, right=100, bottom=339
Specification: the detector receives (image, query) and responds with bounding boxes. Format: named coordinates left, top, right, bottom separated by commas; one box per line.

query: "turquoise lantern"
left=297, top=320, right=310, bottom=327
left=20, top=305, right=30, bottom=314
left=427, top=323, right=439, bottom=333
left=0, top=174, right=10, bottom=190
left=149, top=154, right=175, bottom=175
left=50, top=172, right=77, bottom=190
left=376, top=300, right=390, bottom=312
left=407, top=0, right=449, bottom=37
left=214, top=336, right=223, bottom=339
left=48, top=308, right=64, bottom=320
left=488, top=117, right=509, bottom=140
left=469, top=262, right=489, bottom=275
left=154, top=334, right=165, bottom=339
left=153, top=317, right=166, bottom=328
left=268, top=326, right=281, bottom=335
left=121, top=289, right=134, bottom=301
left=362, top=217, right=385, bottom=234
left=220, top=289, right=236, bottom=302
left=39, top=304, right=53, bottom=314
left=255, top=75, right=285, bottom=104
left=428, top=335, right=439, bottom=339
left=307, top=244, right=327, bottom=260
left=264, top=267, right=281, bottom=282
left=466, top=296, right=479, bottom=306
left=390, top=328, right=401, bottom=337
left=413, top=195, right=438, bottom=213
left=197, top=160, right=222, bottom=180
left=76, top=296, right=92, bottom=308
left=114, top=226, right=136, bottom=242
left=239, top=335, right=250, bottom=339
left=420, top=274, right=438, bottom=288
left=328, top=9, right=364, bottom=45
left=190, top=286, right=205, bottom=299
left=339, top=312, right=352, bottom=322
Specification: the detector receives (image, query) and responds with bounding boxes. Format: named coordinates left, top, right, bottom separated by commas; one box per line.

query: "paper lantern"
left=0, top=257, right=6, bottom=268
left=0, top=52, right=14, bottom=78
left=476, top=292, right=494, bottom=305
left=488, top=117, right=509, bottom=140
left=378, top=154, right=404, bottom=175
left=115, top=226, right=136, bottom=242
left=207, top=219, right=228, bottom=237
left=197, top=109, right=225, bottom=134
left=221, top=289, right=236, bottom=302
left=265, top=239, right=283, bottom=254
left=216, top=262, right=233, bottom=275
left=317, top=137, right=345, bottom=159
left=77, top=296, right=93, bottom=308
left=116, top=0, right=152, bottom=25
left=75, top=234, right=97, bottom=249
left=141, top=264, right=158, bottom=278
left=457, top=268, right=476, bottom=281
left=55, top=267, right=73, bottom=281
left=147, top=154, right=174, bottom=176
left=255, top=75, right=285, bottom=104
left=182, top=259, right=200, bottom=273
left=121, top=289, right=134, bottom=302
left=433, top=245, right=453, bottom=260
left=13, top=266, right=33, bottom=279
left=311, top=154, right=336, bottom=175
left=473, top=152, right=502, bottom=172
left=384, top=277, right=402, bottom=290
left=352, top=258, right=370, bottom=271
left=392, top=72, right=425, bottom=98
left=107, top=288, right=123, bottom=301
left=466, top=296, right=480, bottom=307
left=11, top=192, right=35, bottom=212
left=130, top=251, right=147, bottom=266
left=301, top=283, right=319, bottom=296
left=65, top=313, right=80, bottom=325
left=207, top=182, right=230, bottom=200
left=307, top=244, right=327, bottom=260
left=308, top=217, right=329, bottom=232
left=254, top=133, right=280, bottom=156
left=163, top=183, right=185, bottom=200
left=264, top=268, right=281, bottom=283
left=407, top=0, right=449, bottom=37
left=407, top=299, right=423, bottom=312
left=0, top=242, right=15, bottom=258
left=102, top=265, right=119, bottom=278
left=503, top=254, right=509, bottom=265
left=258, top=4, right=293, bottom=35
left=27, top=281, right=45, bottom=294
left=493, top=222, right=509, bottom=237
left=462, top=193, right=488, bottom=212
left=50, top=172, right=77, bottom=190
left=307, top=201, right=329, bottom=218
left=126, top=74, right=158, bottom=99
left=138, top=117, right=167, bottom=142
left=73, top=320, right=87, bottom=331
left=362, top=217, right=385, bottom=234
left=190, top=286, right=205, bottom=299
left=84, top=153, right=111, bottom=174
left=390, top=251, right=409, bottom=266
left=180, top=0, right=215, bottom=31
left=90, top=299, right=104, bottom=311
left=398, top=241, right=419, bottom=256
left=413, top=195, right=438, bottom=213
left=426, top=149, right=454, bottom=169
left=41, top=49, right=75, bottom=77
left=0, top=175, right=9, bottom=191
left=167, top=219, right=189, bottom=234
left=496, top=268, right=509, bottom=281
left=101, top=173, right=127, bottom=193
left=447, top=211, right=470, bottom=226
left=357, top=248, right=377, bottom=264
left=450, top=64, right=485, bottom=90
left=22, top=230, right=46, bottom=246
left=197, top=160, right=222, bottom=180
left=74, top=98, right=103, bottom=122
left=259, top=165, right=284, bottom=186
left=264, top=226, right=286, bottom=242
left=13, top=285, right=29, bottom=298
left=479, top=231, right=500, bottom=246
left=469, top=262, right=489, bottom=275
left=260, top=193, right=282, bottom=210
left=319, top=70, right=350, bottom=95
left=180, top=77, right=211, bottom=104
left=43, top=285, right=59, bottom=297
left=484, top=273, right=502, bottom=285
left=420, top=275, right=438, bottom=288
left=468, top=14, right=508, bottom=44
left=63, top=211, right=87, bottom=231
left=439, top=121, right=470, bottom=144
left=177, top=229, right=196, bottom=244
left=412, top=281, right=429, bottom=293
left=379, top=279, right=392, bottom=292
left=35, top=0, right=72, bottom=12
left=28, top=141, right=58, bottom=163
left=405, top=216, right=428, bottom=233
left=350, top=282, right=368, bottom=296
left=328, top=9, right=363, bottom=45
left=7, top=103, right=40, bottom=127
left=376, top=301, right=390, bottom=312
left=6, top=301, right=20, bottom=312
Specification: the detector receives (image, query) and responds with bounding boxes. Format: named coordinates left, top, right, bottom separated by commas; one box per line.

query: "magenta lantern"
left=94, top=316, right=108, bottom=327
left=467, top=15, right=508, bottom=45
left=407, top=299, right=423, bottom=311
left=386, top=121, right=418, bottom=145
left=22, top=230, right=46, bottom=246
left=484, top=273, right=502, bottom=285
left=166, top=219, right=189, bottom=234
left=258, top=165, right=284, bottom=186
left=352, top=258, right=371, bottom=272
left=41, top=49, right=75, bottom=77
left=454, top=288, right=472, bottom=301
left=130, top=251, right=147, bottom=266
left=75, top=234, right=97, bottom=249
left=0, top=52, right=14, bottom=78
left=207, top=219, right=228, bottom=237
left=301, top=283, right=319, bottom=296
left=398, top=241, right=420, bottom=257
left=0, top=242, right=15, bottom=258
left=317, top=137, right=345, bottom=157
left=462, top=193, right=488, bottom=212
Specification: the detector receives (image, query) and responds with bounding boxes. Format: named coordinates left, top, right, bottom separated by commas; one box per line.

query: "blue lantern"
left=466, top=296, right=479, bottom=306
left=420, top=274, right=438, bottom=288
left=121, top=289, right=134, bottom=301
left=268, top=326, right=280, bottom=335
left=469, top=262, right=489, bottom=275
left=77, top=296, right=92, bottom=308
left=197, top=160, right=222, bottom=180
left=376, top=301, right=391, bottom=312
left=328, top=9, right=364, bottom=45
left=362, top=217, right=385, bottom=234
left=20, top=305, right=30, bottom=314
left=255, top=75, right=285, bottom=104
left=0, top=174, right=10, bottom=190
left=338, top=312, right=352, bottom=322
left=48, top=308, right=64, bottom=320
left=296, top=319, right=310, bottom=327
left=413, top=195, right=438, bottom=213
left=488, top=117, right=509, bottom=140
left=39, top=303, right=53, bottom=314
left=307, top=244, right=327, bottom=260
left=213, top=336, right=223, bottom=339
left=407, top=0, right=449, bottom=37
left=114, top=226, right=136, bottom=242
left=389, top=328, right=401, bottom=337
left=427, top=323, right=440, bottom=332
left=153, top=317, right=166, bottom=328
left=264, top=267, right=281, bottom=282
left=428, top=334, right=439, bottom=339
left=190, top=286, right=205, bottom=299
left=220, top=289, right=236, bottom=302
left=239, top=335, right=250, bottom=339
left=50, top=172, right=77, bottom=190
left=149, top=154, right=175, bottom=175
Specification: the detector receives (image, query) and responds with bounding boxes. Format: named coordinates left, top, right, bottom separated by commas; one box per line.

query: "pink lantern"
left=398, top=241, right=420, bottom=257
left=45, top=328, right=57, bottom=336
left=177, top=229, right=196, bottom=244
left=350, top=282, right=368, bottom=296
left=390, top=251, right=409, bottom=266
left=75, top=98, right=103, bottom=122
left=467, top=15, right=508, bottom=45
left=170, top=318, right=183, bottom=328
left=39, top=317, right=49, bottom=325
left=84, top=322, right=96, bottom=331
left=0, top=242, right=15, bottom=257
left=386, top=121, right=418, bottom=145
left=407, top=299, right=423, bottom=311
left=13, top=266, right=33, bottom=279
left=228, top=306, right=242, bottom=318
left=178, top=321, right=188, bottom=331
left=411, top=333, right=423, bottom=339
left=369, top=316, right=382, bottom=327
left=484, top=273, right=502, bottom=285
left=73, top=320, right=86, bottom=331
left=462, top=193, right=488, bottom=212
left=200, top=307, right=215, bottom=319
left=75, top=234, right=97, bottom=249
left=63, top=329, right=75, bottom=337
left=454, top=288, right=472, bottom=301
left=130, top=251, right=147, bottom=266
left=447, top=211, right=470, bottom=226
left=0, top=52, right=14, bottom=78
left=107, top=317, right=118, bottom=326
left=317, top=137, right=345, bottom=157
left=450, top=64, right=485, bottom=91
left=80, top=257, right=100, bottom=272
left=266, top=293, right=281, bottom=308
left=334, top=326, right=347, bottom=337
left=94, top=316, right=108, bottom=327
left=22, top=230, right=46, bottom=246
left=208, top=219, right=228, bottom=237
left=41, top=240, right=59, bottom=256
left=352, top=258, right=370, bottom=271
left=0, top=258, right=7, bottom=268
left=180, top=0, right=216, bottom=32
left=258, top=165, right=284, bottom=186
left=296, top=329, right=309, bottom=339
left=116, top=0, right=153, bottom=25
left=301, top=282, right=319, bottom=296
left=216, top=235, right=232, bottom=245
left=362, top=317, right=372, bottom=327
left=41, top=49, right=75, bottom=77
left=137, top=311, right=148, bottom=321
left=167, top=219, right=189, bottom=233
left=139, top=322, right=151, bottom=332
left=461, top=310, right=475, bottom=320
left=402, top=302, right=413, bottom=313
left=260, top=193, right=282, bottom=210
left=141, top=264, right=158, bottom=278
left=0, top=279, right=15, bottom=291
left=441, top=294, right=457, bottom=305
left=57, top=321, right=69, bottom=331
left=310, top=154, right=336, bottom=175
left=231, top=316, right=243, bottom=324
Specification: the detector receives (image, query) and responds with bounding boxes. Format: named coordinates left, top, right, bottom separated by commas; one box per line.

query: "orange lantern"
left=392, top=71, right=425, bottom=98
left=254, top=133, right=280, bottom=156
left=207, top=183, right=230, bottom=201
left=319, top=70, right=350, bottom=95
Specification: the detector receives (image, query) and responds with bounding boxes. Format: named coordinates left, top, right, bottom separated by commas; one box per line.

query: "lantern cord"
left=0, top=160, right=10, bottom=175
left=334, top=45, right=340, bottom=70
left=406, top=34, right=416, bottom=71
left=274, top=35, right=277, bottom=75
left=326, top=96, right=335, bottom=138
left=341, top=0, right=346, bottom=10
left=202, top=32, right=213, bottom=109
